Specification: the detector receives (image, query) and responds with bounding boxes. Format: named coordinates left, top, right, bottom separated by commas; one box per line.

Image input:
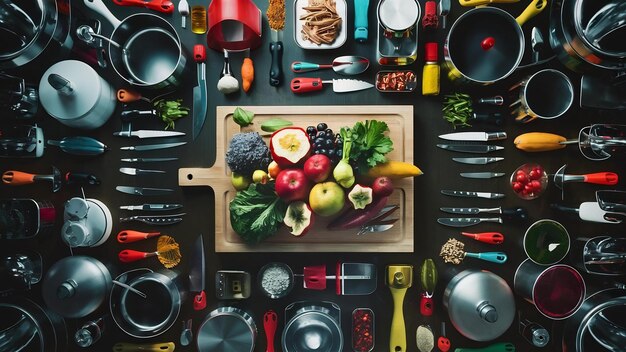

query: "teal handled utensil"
left=47, top=136, right=108, bottom=156
left=353, top=0, right=369, bottom=42
left=454, top=342, right=515, bottom=352
left=464, top=251, right=508, bottom=264
left=440, top=238, right=508, bottom=265
left=291, top=56, right=369, bottom=75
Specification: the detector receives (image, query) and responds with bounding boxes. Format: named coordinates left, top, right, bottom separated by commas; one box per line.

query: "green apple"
left=231, top=172, right=251, bottom=191
left=309, top=182, right=345, bottom=217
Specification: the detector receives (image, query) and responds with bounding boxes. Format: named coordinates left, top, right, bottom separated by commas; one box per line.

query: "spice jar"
left=376, top=71, right=417, bottom=92
left=258, top=262, right=294, bottom=299
left=352, top=308, right=374, bottom=352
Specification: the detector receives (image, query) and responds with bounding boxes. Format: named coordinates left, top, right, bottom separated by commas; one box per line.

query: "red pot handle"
left=112, top=0, right=174, bottom=14
left=583, top=172, right=618, bottom=185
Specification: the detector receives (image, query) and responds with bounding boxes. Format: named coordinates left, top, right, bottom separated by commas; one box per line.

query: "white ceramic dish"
left=293, top=0, right=347, bottom=49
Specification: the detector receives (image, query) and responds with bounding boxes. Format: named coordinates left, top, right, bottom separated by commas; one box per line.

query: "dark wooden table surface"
left=2, top=0, right=624, bottom=351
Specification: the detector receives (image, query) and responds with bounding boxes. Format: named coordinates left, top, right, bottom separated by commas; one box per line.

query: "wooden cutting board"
left=179, top=105, right=415, bottom=252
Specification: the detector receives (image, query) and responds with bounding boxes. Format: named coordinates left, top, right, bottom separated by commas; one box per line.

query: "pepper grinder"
left=386, top=265, right=413, bottom=352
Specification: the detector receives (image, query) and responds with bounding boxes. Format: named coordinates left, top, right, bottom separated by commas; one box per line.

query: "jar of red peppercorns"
left=352, top=308, right=374, bottom=352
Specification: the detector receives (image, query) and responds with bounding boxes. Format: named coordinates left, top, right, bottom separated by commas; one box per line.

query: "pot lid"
left=283, top=308, right=343, bottom=352
left=42, top=256, right=111, bottom=319
left=444, top=269, right=515, bottom=342
left=576, top=0, right=626, bottom=59
left=197, top=307, right=256, bottom=352
left=38, top=60, right=105, bottom=121
left=447, top=8, right=523, bottom=83
left=0, top=0, right=44, bottom=59
left=378, top=0, right=420, bottom=31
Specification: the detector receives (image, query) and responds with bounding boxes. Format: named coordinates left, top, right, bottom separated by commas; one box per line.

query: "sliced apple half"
left=284, top=201, right=314, bottom=236
left=270, top=127, right=312, bottom=168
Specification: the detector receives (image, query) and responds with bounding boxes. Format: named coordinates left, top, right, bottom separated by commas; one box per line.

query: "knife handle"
left=290, top=77, right=324, bottom=93
left=420, top=294, right=434, bottom=316
left=465, top=252, right=508, bottom=264
left=193, top=290, right=206, bottom=310
left=193, top=44, right=206, bottom=62
left=486, top=132, right=507, bottom=140
left=121, top=110, right=156, bottom=120
left=583, top=172, right=618, bottom=185
left=269, top=40, right=283, bottom=86
left=118, top=249, right=152, bottom=263
left=501, top=207, right=528, bottom=222
left=264, top=310, right=278, bottom=352
left=472, top=111, right=503, bottom=126
left=461, top=232, right=504, bottom=244
left=117, top=230, right=161, bottom=243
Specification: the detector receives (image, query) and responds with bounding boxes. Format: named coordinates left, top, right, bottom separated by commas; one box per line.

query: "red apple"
left=372, top=177, right=394, bottom=197
left=275, top=169, right=311, bottom=202
left=303, top=154, right=332, bottom=183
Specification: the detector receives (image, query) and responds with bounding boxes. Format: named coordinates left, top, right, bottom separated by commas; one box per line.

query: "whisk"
left=118, top=235, right=181, bottom=268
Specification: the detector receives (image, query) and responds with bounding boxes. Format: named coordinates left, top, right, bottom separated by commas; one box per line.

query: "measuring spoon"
left=291, top=56, right=369, bottom=75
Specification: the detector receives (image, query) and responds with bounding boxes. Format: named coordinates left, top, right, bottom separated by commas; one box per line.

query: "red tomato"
left=517, top=173, right=529, bottom=183
left=512, top=182, right=524, bottom=192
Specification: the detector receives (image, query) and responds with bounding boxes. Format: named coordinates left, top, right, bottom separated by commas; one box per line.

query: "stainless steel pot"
left=550, top=0, right=626, bottom=73
left=562, top=288, right=626, bottom=351
left=444, top=0, right=547, bottom=85
left=443, top=269, right=515, bottom=342
left=197, top=306, right=256, bottom=352
left=82, top=0, right=186, bottom=89
left=110, top=268, right=185, bottom=338
left=0, top=296, right=67, bottom=352
left=509, top=69, right=574, bottom=123
left=0, top=0, right=72, bottom=70
left=282, top=301, right=343, bottom=352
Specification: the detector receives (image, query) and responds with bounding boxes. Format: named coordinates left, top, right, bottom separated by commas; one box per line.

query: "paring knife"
left=120, top=204, right=183, bottom=211
left=121, top=157, right=178, bottom=162
left=192, top=44, right=208, bottom=140
left=437, top=144, right=503, bottom=153
left=116, top=186, right=174, bottom=196
left=290, top=78, right=374, bottom=94
left=120, top=142, right=187, bottom=151
left=439, top=132, right=507, bottom=141
left=440, top=207, right=528, bottom=221
left=437, top=217, right=505, bottom=227
left=113, top=130, right=185, bottom=138
left=119, top=167, right=166, bottom=176
left=441, top=190, right=505, bottom=199
left=453, top=157, right=504, bottom=165
left=460, top=172, right=505, bottom=179
left=119, top=213, right=186, bottom=225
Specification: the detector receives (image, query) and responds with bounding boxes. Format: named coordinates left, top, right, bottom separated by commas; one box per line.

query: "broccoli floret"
left=226, top=132, right=272, bottom=177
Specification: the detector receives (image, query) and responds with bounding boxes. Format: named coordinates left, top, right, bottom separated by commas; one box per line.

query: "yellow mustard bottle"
left=422, top=42, right=440, bottom=96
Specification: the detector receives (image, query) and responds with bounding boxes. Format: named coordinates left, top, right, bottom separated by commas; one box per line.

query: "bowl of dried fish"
left=294, top=0, right=347, bottom=49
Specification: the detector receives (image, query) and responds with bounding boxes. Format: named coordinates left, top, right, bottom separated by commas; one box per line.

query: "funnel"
left=386, top=265, right=413, bottom=352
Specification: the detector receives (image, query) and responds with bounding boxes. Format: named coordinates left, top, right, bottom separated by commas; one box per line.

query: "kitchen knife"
left=437, top=217, right=503, bottom=227
left=192, top=44, right=208, bottom=140
left=119, top=213, right=185, bottom=225
left=119, top=167, right=166, bottom=176
left=460, top=172, right=505, bottom=179
left=357, top=223, right=395, bottom=235
left=440, top=207, right=528, bottom=222
left=121, top=157, right=178, bottom=162
left=438, top=132, right=507, bottom=141
left=120, top=142, right=186, bottom=151
left=290, top=78, right=374, bottom=94
left=113, top=130, right=185, bottom=138
left=189, top=234, right=206, bottom=310
left=437, top=144, right=504, bottom=153
left=268, top=0, right=285, bottom=86
left=116, top=186, right=174, bottom=196
left=441, top=190, right=505, bottom=199
left=120, top=204, right=183, bottom=211
left=453, top=157, right=504, bottom=165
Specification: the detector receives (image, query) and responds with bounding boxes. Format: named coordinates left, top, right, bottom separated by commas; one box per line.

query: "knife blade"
left=192, top=44, right=208, bottom=140
left=290, top=78, right=374, bottom=94
left=358, top=223, right=394, bottom=235
left=120, top=204, right=183, bottom=211
left=116, top=186, right=174, bottom=196
left=437, top=144, right=504, bottom=153
left=437, top=217, right=503, bottom=227
left=119, top=167, right=166, bottom=176
left=121, top=157, right=178, bottom=163
left=268, top=0, right=285, bottom=86
left=441, top=190, right=505, bottom=199
left=453, top=157, right=504, bottom=165
left=189, top=234, right=206, bottom=310
left=460, top=172, right=505, bottom=179
left=120, top=142, right=187, bottom=151
left=119, top=213, right=186, bottom=225
left=113, top=130, right=185, bottom=138
left=438, top=132, right=507, bottom=141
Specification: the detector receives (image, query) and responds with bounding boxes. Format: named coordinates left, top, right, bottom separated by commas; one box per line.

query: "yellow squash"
left=366, top=161, right=423, bottom=179
left=514, top=132, right=568, bottom=152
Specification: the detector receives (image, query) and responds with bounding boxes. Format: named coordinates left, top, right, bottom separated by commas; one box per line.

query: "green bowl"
left=524, top=219, right=570, bottom=265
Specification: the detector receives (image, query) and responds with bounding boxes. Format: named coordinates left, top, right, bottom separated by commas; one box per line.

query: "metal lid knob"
left=57, top=279, right=77, bottom=299
left=477, top=301, right=498, bottom=323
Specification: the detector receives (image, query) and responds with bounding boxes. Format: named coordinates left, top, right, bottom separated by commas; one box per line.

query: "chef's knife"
left=116, top=186, right=174, bottom=196
left=441, top=190, right=505, bottom=199
left=453, top=157, right=504, bottom=165
left=119, top=213, right=185, bottom=225
left=114, top=130, right=185, bottom=138
left=437, top=217, right=504, bottom=227
left=119, top=167, right=166, bottom=176
left=267, top=0, right=285, bottom=86
left=460, top=172, right=505, bottom=179
left=120, top=142, right=186, bottom=151
left=439, top=132, right=507, bottom=141
left=437, top=144, right=503, bottom=153
left=290, top=78, right=374, bottom=94
left=189, top=234, right=206, bottom=310
left=440, top=207, right=528, bottom=220
left=192, top=44, right=208, bottom=140
left=120, top=204, right=183, bottom=211
left=121, top=157, right=178, bottom=162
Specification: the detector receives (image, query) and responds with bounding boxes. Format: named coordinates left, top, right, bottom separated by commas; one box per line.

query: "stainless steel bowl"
left=197, top=307, right=256, bottom=352
left=282, top=302, right=343, bottom=352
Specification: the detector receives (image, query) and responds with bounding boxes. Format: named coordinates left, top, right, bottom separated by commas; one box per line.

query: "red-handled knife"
left=112, top=0, right=174, bottom=13
left=264, top=310, right=277, bottom=352
left=290, top=78, right=373, bottom=94
left=189, top=235, right=206, bottom=310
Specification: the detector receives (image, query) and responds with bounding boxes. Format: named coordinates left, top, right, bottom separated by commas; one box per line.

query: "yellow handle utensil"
left=386, top=265, right=413, bottom=352
left=459, top=0, right=519, bottom=7
left=516, top=0, right=548, bottom=26
left=113, top=342, right=176, bottom=352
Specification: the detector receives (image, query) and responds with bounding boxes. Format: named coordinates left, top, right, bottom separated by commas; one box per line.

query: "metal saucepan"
left=197, top=306, right=257, bottom=352
left=444, top=0, right=547, bottom=85
left=377, top=0, right=421, bottom=38
left=82, top=0, right=186, bottom=89
left=508, top=69, right=574, bottom=123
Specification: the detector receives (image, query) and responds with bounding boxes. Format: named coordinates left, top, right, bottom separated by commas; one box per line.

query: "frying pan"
left=83, top=0, right=186, bottom=89
left=444, top=0, right=547, bottom=85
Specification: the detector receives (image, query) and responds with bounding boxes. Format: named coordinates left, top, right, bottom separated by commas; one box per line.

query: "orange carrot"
left=241, top=58, right=254, bottom=93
